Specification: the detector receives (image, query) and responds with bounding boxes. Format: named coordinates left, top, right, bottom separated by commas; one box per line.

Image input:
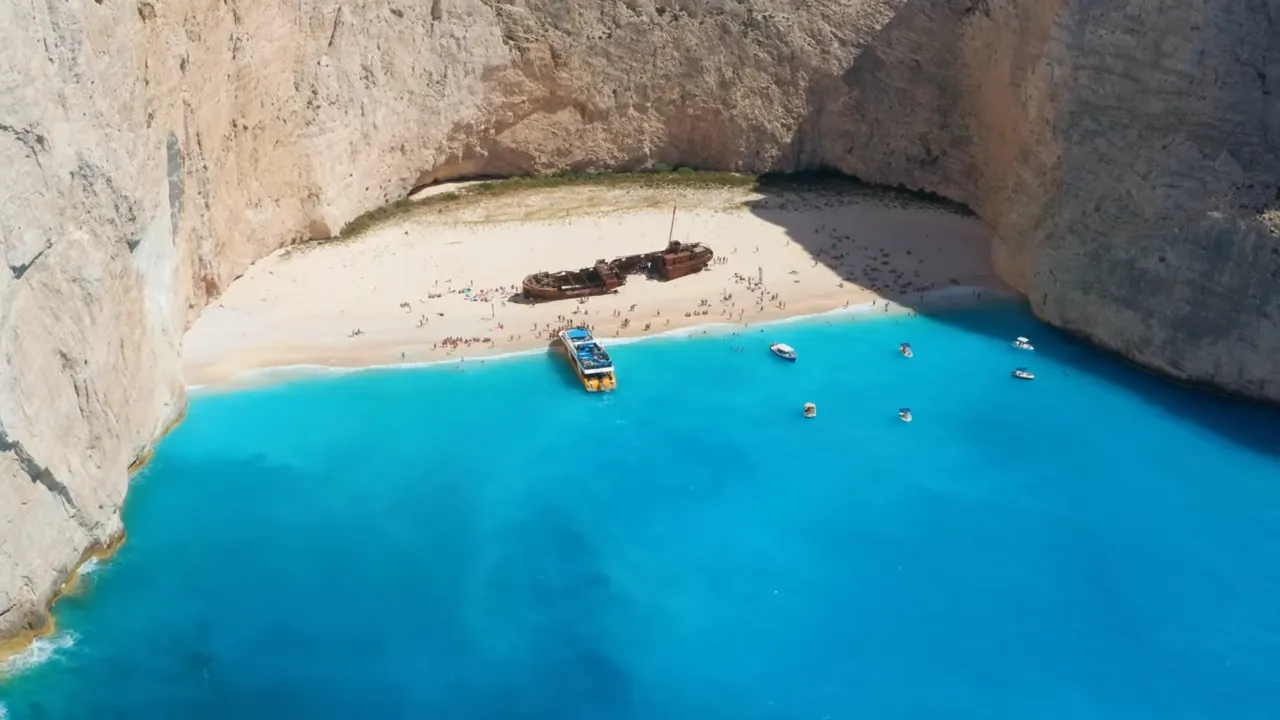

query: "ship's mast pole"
left=667, top=205, right=676, bottom=245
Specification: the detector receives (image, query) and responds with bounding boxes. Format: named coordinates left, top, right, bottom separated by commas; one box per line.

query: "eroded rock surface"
left=1, top=0, right=1277, bottom=640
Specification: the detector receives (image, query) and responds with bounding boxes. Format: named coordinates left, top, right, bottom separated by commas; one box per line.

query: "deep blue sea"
left=4, top=304, right=1280, bottom=719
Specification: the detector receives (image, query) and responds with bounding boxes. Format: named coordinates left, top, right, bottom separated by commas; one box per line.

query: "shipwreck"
left=520, top=208, right=714, bottom=303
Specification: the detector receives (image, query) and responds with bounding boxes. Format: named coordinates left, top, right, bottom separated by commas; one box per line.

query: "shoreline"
left=0, top=403, right=185, bottom=674
left=0, top=531, right=125, bottom=677
left=188, top=285, right=1020, bottom=395
left=6, top=178, right=1005, bottom=668
left=183, top=184, right=1005, bottom=392
left=1, top=289, right=1019, bottom=674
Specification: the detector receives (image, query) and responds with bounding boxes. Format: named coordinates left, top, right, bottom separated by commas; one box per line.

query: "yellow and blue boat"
left=557, top=327, right=617, bottom=392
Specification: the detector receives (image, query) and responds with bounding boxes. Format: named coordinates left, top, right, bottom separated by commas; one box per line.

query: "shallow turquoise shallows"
left=4, top=305, right=1280, bottom=719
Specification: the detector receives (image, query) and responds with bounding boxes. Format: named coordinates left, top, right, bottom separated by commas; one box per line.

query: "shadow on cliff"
left=741, top=172, right=1280, bottom=459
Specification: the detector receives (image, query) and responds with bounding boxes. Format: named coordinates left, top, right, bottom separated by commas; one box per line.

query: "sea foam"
left=77, top=557, right=104, bottom=577
left=0, top=632, right=77, bottom=678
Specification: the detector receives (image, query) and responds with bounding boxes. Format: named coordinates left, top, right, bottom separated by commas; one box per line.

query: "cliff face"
left=1, top=0, right=1276, bottom=640
left=822, top=0, right=1280, bottom=398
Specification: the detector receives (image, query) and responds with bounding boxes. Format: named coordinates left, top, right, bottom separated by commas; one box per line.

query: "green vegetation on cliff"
left=332, top=167, right=972, bottom=242
left=336, top=169, right=757, bottom=240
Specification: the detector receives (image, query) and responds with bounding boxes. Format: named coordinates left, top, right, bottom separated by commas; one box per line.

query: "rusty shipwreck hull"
left=522, top=260, right=624, bottom=301
left=520, top=241, right=713, bottom=303
left=655, top=240, right=714, bottom=280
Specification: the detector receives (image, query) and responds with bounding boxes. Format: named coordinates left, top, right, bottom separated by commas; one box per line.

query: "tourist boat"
left=899, top=408, right=913, bottom=422
left=770, top=342, right=797, bottom=361
left=1013, top=336, right=1035, bottom=351
left=519, top=207, right=714, bottom=302
left=557, top=327, right=617, bottom=392
left=1011, top=367, right=1035, bottom=380
left=803, top=402, right=817, bottom=419
left=899, top=342, right=914, bottom=358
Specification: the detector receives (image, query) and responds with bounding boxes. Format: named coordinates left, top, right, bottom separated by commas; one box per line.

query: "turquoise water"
left=4, top=305, right=1280, bottom=718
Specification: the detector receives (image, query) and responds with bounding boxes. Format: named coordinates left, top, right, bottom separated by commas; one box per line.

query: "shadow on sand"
left=740, top=171, right=1280, bottom=460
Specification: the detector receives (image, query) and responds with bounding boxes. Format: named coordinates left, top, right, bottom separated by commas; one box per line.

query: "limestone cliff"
left=1, top=0, right=1277, bottom=641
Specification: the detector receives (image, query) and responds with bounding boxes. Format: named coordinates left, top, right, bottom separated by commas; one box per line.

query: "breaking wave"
left=78, top=556, right=105, bottom=576
left=0, top=631, right=78, bottom=678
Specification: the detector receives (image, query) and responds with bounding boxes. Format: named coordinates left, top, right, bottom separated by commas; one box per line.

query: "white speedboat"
left=803, top=402, right=817, bottom=419
left=1013, top=336, right=1035, bottom=351
left=898, top=408, right=913, bottom=423
left=770, top=343, right=797, bottom=362
left=1011, top=367, right=1035, bottom=380
left=899, top=342, right=914, bottom=358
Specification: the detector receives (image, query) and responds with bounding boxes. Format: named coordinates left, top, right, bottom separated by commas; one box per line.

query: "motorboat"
left=1013, top=336, right=1035, bottom=351
left=770, top=343, right=797, bottom=362
left=1011, top=367, right=1035, bottom=380
left=898, top=408, right=913, bottom=422
left=899, top=342, right=914, bottom=358
left=803, top=402, right=817, bottom=419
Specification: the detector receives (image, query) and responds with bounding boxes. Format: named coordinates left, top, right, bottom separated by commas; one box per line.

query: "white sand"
left=182, top=184, right=1004, bottom=386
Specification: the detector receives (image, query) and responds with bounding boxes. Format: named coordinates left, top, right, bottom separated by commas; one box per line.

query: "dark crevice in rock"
left=0, top=122, right=49, bottom=170
left=0, top=123, right=50, bottom=152
left=958, top=0, right=991, bottom=20
left=9, top=241, right=50, bottom=279
left=0, top=430, right=91, bottom=534
left=166, top=132, right=184, bottom=234
left=327, top=6, right=343, bottom=49
left=72, top=157, right=141, bottom=247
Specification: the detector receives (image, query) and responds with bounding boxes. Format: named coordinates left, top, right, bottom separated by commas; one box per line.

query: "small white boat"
left=898, top=408, right=913, bottom=423
left=770, top=343, right=797, bottom=362
left=1011, top=367, right=1035, bottom=380
left=803, top=402, right=817, bottom=419
left=899, top=342, right=914, bottom=358
left=1013, top=336, right=1035, bottom=351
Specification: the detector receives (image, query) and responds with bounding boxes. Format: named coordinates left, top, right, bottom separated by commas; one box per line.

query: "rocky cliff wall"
left=1, top=0, right=1277, bottom=642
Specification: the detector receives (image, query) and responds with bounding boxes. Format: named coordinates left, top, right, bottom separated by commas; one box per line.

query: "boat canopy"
left=562, top=328, right=614, bottom=374
left=773, top=343, right=795, bottom=354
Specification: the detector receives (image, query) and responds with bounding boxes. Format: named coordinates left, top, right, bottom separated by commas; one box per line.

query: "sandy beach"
left=182, top=183, right=1004, bottom=387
